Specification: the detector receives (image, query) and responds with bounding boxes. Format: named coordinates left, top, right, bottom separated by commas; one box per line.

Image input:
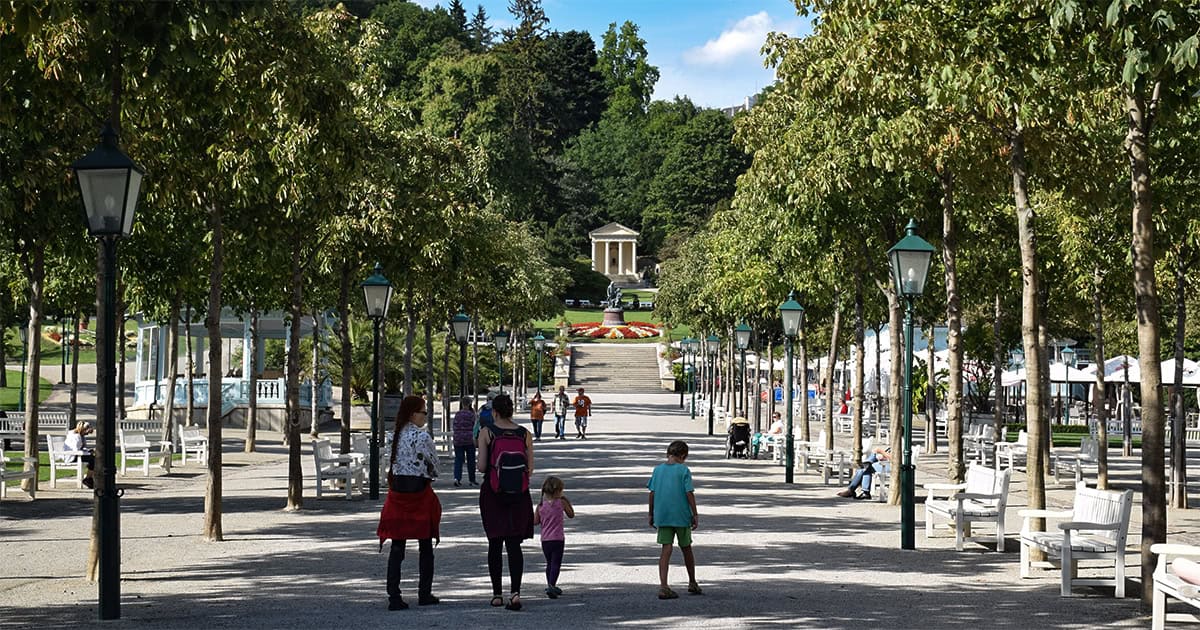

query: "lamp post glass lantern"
left=532, top=333, right=546, bottom=392
left=779, top=292, right=804, bottom=484
left=494, top=329, right=509, bottom=394
left=361, top=263, right=393, bottom=501
left=70, top=122, right=145, bottom=621
left=450, top=309, right=471, bottom=398
left=887, top=219, right=935, bottom=550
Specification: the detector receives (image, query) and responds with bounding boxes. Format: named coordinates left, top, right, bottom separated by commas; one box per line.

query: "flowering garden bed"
left=570, top=321, right=661, bottom=339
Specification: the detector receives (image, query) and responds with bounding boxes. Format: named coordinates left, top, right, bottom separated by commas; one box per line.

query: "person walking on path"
left=534, top=475, right=575, bottom=599
left=572, top=387, right=592, bottom=439
left=477, top=394, right=535, bottom=611
left=529, top=392, right=547, bottom=441
left=552, top=386, right=570, bottom=440
left=377, top=395, right=442, bottom=611
left=647, top=440, right=701, bottom=600
left=452, top=397, right=478, bottom=487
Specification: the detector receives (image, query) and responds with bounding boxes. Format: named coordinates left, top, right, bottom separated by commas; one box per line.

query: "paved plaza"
left=0, top=391, right=1180, bottom=628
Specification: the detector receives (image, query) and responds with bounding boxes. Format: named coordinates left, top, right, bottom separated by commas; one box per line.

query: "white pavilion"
left=588, top=222, right=640, bottom=284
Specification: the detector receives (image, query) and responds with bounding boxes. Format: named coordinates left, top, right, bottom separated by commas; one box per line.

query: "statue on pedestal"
left=604, top=282, right=623, bottom=310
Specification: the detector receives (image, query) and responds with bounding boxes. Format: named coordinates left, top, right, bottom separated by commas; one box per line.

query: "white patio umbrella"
left=1161, top=358, right=1200, bottom=385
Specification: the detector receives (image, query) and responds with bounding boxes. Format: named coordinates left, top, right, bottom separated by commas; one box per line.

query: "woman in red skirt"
left=377, top=395, right=441, bottom=610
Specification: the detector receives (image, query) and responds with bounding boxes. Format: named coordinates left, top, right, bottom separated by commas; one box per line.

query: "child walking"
left=647, top=440, right=701, bottom=600
left=534, top=476, right=575, bottom=598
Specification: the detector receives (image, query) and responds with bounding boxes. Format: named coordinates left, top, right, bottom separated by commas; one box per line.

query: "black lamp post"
left=70, top=122, right=144, bottom=621
left=888, top=219, right=935, bottom=550
left=451, top=309, right=471, bottom=398
left=494, top=329, right=509, bottom=394
left=735, top=321, right=752, bottom=416
left=532, top=333, right=546, bottom=393
left=705, top=334, right=720, bottom=435
left=1061, top=346, right=1075, bottom=425
left=361, top=263, right=394, bottom=501
left=779, top=292, right=804, bottom=484
left=17, top=326, right=27, bottom=413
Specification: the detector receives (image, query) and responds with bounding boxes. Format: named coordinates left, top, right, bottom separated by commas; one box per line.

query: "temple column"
left=618, top=242, right=625, bottom=276
left=631, top=241, right=637, bottom=274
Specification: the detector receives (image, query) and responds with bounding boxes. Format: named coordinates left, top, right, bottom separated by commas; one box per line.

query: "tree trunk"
left=161, top=298, right=181, bottom=473
left=284, top=235, right=305, bottom=511
left=471, top=330, right=478, bottom=406
left=1128, top=88, right=1166, bottom=602
left=1037, top=304, right=1052, bottom=476
left=309, top=309, right=320, bottom=438
left=753, top=336, right=762, bottom=432
left=1093, top=268, right=1110, bottom=489
left=852, top=271, right=866, bottom=464
left=1011, top=125, right=1048, bottom=544
left=338, top=264, right=352, bottom=454
left=992, top=294, right=1003, bottom=435
left=69, top=312, right=81, bottom=426
left=403, top=292, right=415, bottom=396
left=442, top=332, right=452, bottom=433
left=185, top=304, right=195, bottom=427
left=874, top=324, right=883, bottom=440
left=767, top=339, right=776, bottom=429
left=20, top=249, right=44, bottom=494
left=941, top=167, right=964, bottom=482
left=926, top=322, right=938, bottom=454
left=1170, top=257, right=1187, bottom=508
left=203, top=203, right=225, bottom=541
left=245, top=306, right=259, bottom=453
left=117, top=271, right=126, bottom=421
left=799, top=335, right=810, bottom=442
left=824, top=296, right=841, bottom=452
left=424, top=320, right=435, bottom=437
left=886, top=286, right=904, bottom=506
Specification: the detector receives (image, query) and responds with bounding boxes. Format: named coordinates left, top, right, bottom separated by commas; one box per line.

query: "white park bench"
left=118, top=429, right=169, bottom=476
left=924, top=464, right=1012, bottom=551
left=47, top=434, right=87, bottom=489
left=963, top=424, right=998, bottom=467
left=0, top=452, right=37, bottom=499
left=0, top=411, right=72, bottom=443
left=1019, top=482, right=1134, bottom=597
left=177, top=425, right=209, bottom=465
left=312, top=438, right=363, bottom=499
left=1151, top=543, right=1200, bottom=629
left=1052, top=436, right=1099, bottom=484
left=870, top=444, right=919, bottom=503
left=995, top=428, right=1028, bottom=471
left=798, top=430, right=850, bottom=485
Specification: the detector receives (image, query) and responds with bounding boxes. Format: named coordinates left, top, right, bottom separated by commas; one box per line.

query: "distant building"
left=720, top=94, right=759, bottom=117
left=588, top=222, right=640, bottom=285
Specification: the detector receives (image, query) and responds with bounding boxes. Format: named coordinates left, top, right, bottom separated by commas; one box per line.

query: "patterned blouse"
left=390, top=424, right=439, bottom=479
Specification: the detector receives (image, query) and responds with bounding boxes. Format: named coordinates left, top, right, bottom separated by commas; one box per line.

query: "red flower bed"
left=569, top=321, right=661, bottom=339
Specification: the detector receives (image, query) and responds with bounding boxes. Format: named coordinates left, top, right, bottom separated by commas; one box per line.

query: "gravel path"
left=0, top=392, right=1158, bottom=628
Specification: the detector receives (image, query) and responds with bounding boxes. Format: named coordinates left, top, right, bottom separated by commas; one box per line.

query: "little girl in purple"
left=534, top=476, right=575, bottom=599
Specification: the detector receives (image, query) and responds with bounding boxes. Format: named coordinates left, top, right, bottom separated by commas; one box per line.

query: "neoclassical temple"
left=131, top=308, right=333, bottom=430
left=588, top=222, right=640, bottom=284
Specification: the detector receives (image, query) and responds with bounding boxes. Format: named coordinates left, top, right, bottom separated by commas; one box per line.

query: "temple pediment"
left=588, top=222, right=639, bottom=240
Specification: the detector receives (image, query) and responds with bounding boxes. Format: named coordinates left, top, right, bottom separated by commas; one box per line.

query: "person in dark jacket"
left=452, top=397, right=478, bottom=487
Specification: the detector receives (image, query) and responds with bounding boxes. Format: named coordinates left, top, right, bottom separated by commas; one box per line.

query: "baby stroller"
left=726, top=417, right=751, bottom=459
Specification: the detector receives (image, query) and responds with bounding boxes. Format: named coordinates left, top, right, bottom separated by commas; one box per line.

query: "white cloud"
left=684, top=11, right=781, bottom=67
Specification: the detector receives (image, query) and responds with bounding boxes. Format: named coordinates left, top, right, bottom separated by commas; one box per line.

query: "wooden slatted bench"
left=925, top=464, right=1012, bottom=551
left=1152, top=543, right=1200, bottom=629
left=1019, top=482, right=1134, bottom=597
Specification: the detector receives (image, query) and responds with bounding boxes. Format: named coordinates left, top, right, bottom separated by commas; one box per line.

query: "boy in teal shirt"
left=647, top=440, right=701, bottom=599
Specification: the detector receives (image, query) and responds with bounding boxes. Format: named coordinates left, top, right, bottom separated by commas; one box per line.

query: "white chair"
left=995, top=429, right=1028, bottom=471
left=47, top=434, right=86, bottom=489
left=119, top=429, right=166, bottom=476
left=871, top=444, right=919, bottom=503
left=0, top=453, right=37, bottom=499
left=1151, top=543, right=1200, bottom=629
left=1053, top=436, right=1099, bottom=484
left=1019, top=482, right=1134, bottom=598
left=312, top=439, right=363, bottom=499
left=177, top=425, right=209, bottom=465
left=924, top=464, right=1012, bottom=551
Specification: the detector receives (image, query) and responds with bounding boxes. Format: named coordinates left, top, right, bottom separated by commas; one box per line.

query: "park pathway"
left=0, top=391, right=1152, bottom=628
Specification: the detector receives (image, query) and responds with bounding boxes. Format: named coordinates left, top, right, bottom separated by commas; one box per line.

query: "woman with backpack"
left=377, top=395, right=442, bottom=611
left=477, top=393, right=535, bottom=611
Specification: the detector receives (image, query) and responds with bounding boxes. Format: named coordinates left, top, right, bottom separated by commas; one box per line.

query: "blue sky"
left=412, top=0, right=814, bottom=108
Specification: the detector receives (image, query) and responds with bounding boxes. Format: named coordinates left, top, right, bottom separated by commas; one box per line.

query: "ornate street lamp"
left=450, top=309, right=471, bottom=399
left=71, top=122, right=144, bottom=621
left=494, top=329, right=510, bottom=394
left=1061, top=346, right=1076, bottom=425
left=735, top=321, right=752, bottom=416
left=532, top=333, right=546, bottom=393
left=779, top=292, right=805, bottom=484
left=17, top=326, right=27, bottom=413
left=888, top=219, right=935, bottom=550
left=682, top=337, right=699, bottom=418
left=361, top=263, right=394, bottom=501
left=705, top=334, right=720, bottom=435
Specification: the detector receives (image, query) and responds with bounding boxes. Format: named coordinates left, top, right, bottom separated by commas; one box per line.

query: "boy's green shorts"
left=656, top=526, right=693, bottom=547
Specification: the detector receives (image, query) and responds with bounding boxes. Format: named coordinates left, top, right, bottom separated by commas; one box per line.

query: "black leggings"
left=487, top=536, right=524, bottom=595
left=387, top=538, right=434, bottom=599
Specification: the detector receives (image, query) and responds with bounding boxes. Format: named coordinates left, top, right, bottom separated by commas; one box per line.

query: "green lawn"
left=0, top=370, right=53, bottom=410
left=3, top=451, right=183, bottom=486
left=1002, top=432, right=1142, bottom=449
left=5, top=321, right=139, bottom=367
left=531, top=292, right=693, bottom=340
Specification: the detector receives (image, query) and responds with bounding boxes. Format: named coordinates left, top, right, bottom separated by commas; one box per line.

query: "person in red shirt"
left=572, top=388, right=592, bottom=439
left=529, top=392, right=547, bottom=441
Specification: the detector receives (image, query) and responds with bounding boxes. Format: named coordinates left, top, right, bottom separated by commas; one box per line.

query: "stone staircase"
left=570, top=343, right=664, bottom=393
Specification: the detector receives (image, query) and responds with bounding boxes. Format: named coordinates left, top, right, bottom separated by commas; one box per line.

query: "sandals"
left=657, top=586, right=679, bottom=600
left=490, top=596, right=505, bottom=607
left=688, top=582, right=704, bottom=595
left=505, top=593, right=522, bottom=611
